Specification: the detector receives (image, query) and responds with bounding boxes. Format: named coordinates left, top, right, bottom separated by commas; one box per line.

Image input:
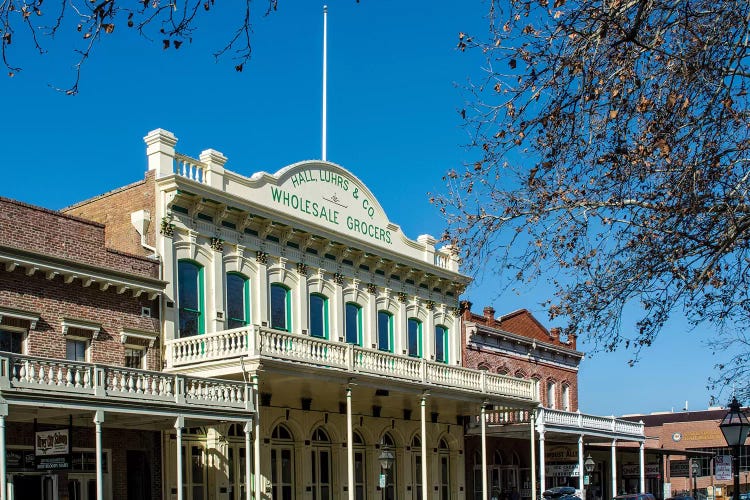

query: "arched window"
left=270, top=284, right=291, bottom=332
left=377, top=311, right=393, bottom=352
left=226, top=272, right=250, bottom=329
left=345, top=302, right=362, bottom=345
left=438, top=438, right=451, bottom=500
left=309, top=293, right=329, bottom=339
left=562, top=384, right=571, bottom=411
left=547, top=379, right=557, bottom=409
left=353, top=431, right=366, bottom=498
left=271, top=424, right=294, bottom=499
left=435, top=325, right=448, bottom=363
left=411, top=434, right=423, bottom=498
left=407, top=318, right=422, bottom=357
left=311, top=427, right=331, bottom=499
left=178, top=260, right=204, bottom=337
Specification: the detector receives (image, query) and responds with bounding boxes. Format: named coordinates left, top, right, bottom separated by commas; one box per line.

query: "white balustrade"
left=174, top=153, right=206, bottom=184
left=537, top=408, right=644, bottom=438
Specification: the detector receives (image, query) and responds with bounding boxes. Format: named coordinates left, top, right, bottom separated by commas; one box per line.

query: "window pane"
left=124, top=348, right=143, bottom=368
left=435, top=326, right=447, bottom=363
left=178, top=261, right=202, bottom=337
left=377, top=312, right=391, bottom=352
left=310, top=295, right=327, bottom=338
left=227, top=274, right=248, bottom=329
left=0, top=330, right=22, bottom=354
left=66, top=340, right=86, bottom=361
left=408, top=319, right=421, bottom=357
left=345, top=303, right=361, bottom=345
left=270, top=285, right=289, bottom=331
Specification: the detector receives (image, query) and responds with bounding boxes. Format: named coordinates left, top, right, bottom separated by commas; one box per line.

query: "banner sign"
left=715, top=455, right=732, bottom=481
left=622, top=464, right=660, bottom=477
left=546, top=463, right=581, bottom=477
left=35, top=428, right=71, bottom=470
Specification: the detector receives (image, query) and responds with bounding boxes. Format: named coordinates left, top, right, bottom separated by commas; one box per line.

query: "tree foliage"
left=435, top=0, right=749, bottom=394
left=0, top=0, right=279, bottom=94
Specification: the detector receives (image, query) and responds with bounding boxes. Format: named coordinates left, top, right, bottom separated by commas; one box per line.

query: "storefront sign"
left=715, top=455, right=732, bottom=481
left=622, top=464, right=660, bottom=477
left=670, top=460, right=690, bottom=477
left=7, top=450, right=36, bottom=471
left=35, top=428, right=71, bottom=470
left=546, top=463, right=581, bottom=477
left=545, top=446, right=578, bottom=462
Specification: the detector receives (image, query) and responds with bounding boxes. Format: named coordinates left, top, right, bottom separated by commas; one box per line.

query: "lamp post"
left=585, top=455, right=596, bottom=500
left=691, top=460, right=700, bottom=499
left=378, top=444, right=394, bottom=500
left=719, top=398, right=750, bottom=500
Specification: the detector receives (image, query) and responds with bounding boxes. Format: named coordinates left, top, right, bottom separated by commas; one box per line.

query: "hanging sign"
left=546, top=463, right=581, bottom=477
left=35, top=428, right=71, bottom=470
left=622, top=464, right=660, bottom=477
left=670, top=460, right=690, bottom=477
left=715, top=455, right=732, bottom=481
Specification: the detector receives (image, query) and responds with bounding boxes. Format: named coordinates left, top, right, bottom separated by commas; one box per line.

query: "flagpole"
left=322, top=4, right=328, bottom=162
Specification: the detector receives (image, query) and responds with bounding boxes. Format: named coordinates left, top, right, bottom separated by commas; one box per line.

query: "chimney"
left=567, top=332, right=576, bottom=349
left=549, top=327, right=561, bottom=342
left=460, top=300, right=473, bottom=321
left=483, top=306, right=496, bottom=327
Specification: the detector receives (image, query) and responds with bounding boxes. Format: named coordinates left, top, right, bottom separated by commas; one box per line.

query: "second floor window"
left=66, top=339, right=87, bottom=362
left=435, top=325, right=448, bottom=363
left=407, top=318, right=422, bottom=357
left=345, top=303, right=362, bottom=345
left=0, top=329, right=23, bottom=354
left=547, top=380, right=557, bottom=409
left=309, top=294, right=329, bottom=339
left=227, top=273, right=250, bottom=329
left=178, top=260, right=204, bottom=337
left=377, top=311, right=393, bottom=352
left=125, top=347, right=145, bottom=369
left=270, top=284, right=291, bottom=332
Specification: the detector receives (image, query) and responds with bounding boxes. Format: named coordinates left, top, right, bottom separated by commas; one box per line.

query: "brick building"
left=459, top=303, right=646, bottom=500
left=0, top=197, right=253, bottom=500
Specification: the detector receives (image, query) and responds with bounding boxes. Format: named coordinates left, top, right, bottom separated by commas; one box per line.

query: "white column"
left=611, top=440, right=617, bottom=497
left=94, top=410, right=104, bottom=500
left=244, top=422, right=252, bottom=500
left=176, top=416, right=185, bottom=500
left=421, top=394, right=428, bottom=500
left=578, top=435, right=585, bottom=498
left=253, top=375, right=262, bottom=500
left=530, top=410, right=537, bottom=500
left=539, top=431, right=547, bottom=493
left=0, top=401, right=8, bottom=500
left=481, top=403, right=488, bottom=500
left=639, top=442, right=645, bottom=493
left=347, top=385, right=354, bottom=500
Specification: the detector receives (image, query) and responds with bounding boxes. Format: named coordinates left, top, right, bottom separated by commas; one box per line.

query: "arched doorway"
left=310, top=427, right=332, bottom=500
left=271, top=424, right=295, bottom=499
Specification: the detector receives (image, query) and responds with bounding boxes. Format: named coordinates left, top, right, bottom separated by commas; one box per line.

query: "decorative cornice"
left=0, top=307, right=39, bottom=330
left=61, top=318, right=102, bottom=339
left=120, top=328, right=159, bottom=348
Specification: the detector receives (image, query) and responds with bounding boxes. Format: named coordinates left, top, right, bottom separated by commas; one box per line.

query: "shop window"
left=270, top=284, right=291, bottom=332
left=345, top=303, right=362, bottom=345
left=227, top=273, right=250, bottom=329
left=435, top=325, right=448, bottom=363
left=377, top=311, right=393, bottom=352
left=309, top=293, right=329, bottom=339
left=178, top=260, right=204, bottom=337
left=407, top=318, right=422, bottom=358
left=0, top=329, right=23, bottom=354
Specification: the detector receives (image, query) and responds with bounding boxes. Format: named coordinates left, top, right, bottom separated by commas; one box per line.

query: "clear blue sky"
left=0, top=0, right=725, bottom=416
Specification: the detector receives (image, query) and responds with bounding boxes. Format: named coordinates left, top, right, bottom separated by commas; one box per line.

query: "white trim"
left=120, top=328, right=158, bottom=348
left=0, top=307, right=39, bottom=330
left=61, top=318, right=102, bottom=339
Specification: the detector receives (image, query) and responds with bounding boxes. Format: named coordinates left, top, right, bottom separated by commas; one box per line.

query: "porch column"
left=530, top=409, right=537, bottom=500
left=244, top=421, right=252, bottom=500
left=253, top=375, right=262, bottom=500
left=176, top=416, right=185, bottom=500
left=347, top=385, right=354, bottom=500
left=611, top=439, right=617, bottom=497
left=639, top=442, right=645, bottom=493
left=0, top=400, right=8, bottom=500
left=94, top=410, right=104, bottom=500
left=539, top=430, right=546, bottom=493
left=578, top=435, right=585, bottom=498
left=421, top=393, right=428, bottom=500
left=481, top=402, right=488, bottom=500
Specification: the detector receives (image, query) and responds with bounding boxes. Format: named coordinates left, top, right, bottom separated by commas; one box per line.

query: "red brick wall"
left=0, top=197, right=159, bottom=279
left=7, top=422, right=162, bottom=500
left=0, top=265, right=160, bottom=366
left=61, top=171, right=156, bottom=259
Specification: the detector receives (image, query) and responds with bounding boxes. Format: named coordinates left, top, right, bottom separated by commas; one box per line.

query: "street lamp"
left=378, top=443, right=394, bottom=499
left=719, top=397, right=750, bottom=500
left=691, top=460, right=700, bottom=499
left=585, top=455, right=596, bottom=475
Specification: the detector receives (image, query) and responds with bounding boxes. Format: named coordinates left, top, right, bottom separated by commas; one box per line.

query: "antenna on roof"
left=322, top=4, right=328, bottom=162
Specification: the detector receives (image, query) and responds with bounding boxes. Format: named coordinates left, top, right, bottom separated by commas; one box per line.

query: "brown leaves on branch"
left=0, top=0, right=275, bottom=94
left=437, top=0, right=750, bottom=395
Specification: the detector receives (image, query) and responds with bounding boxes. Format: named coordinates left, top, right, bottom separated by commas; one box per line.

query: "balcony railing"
left=0, top=353, right=252, bottom=413
left=479, top=407, right=644, bottom=439
left=165, top=325, right=536, bottom=401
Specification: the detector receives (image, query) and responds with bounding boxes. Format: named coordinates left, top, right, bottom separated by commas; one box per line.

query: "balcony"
left=165, top=325, right=537, bottom=402
left=0, top=353, right=253, bottom=421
